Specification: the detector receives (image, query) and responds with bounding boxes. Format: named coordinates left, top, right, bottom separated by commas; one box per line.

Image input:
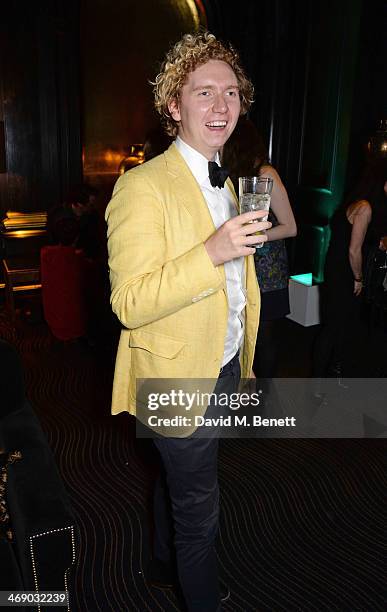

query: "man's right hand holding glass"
left=205, top=209, right=272, bottom=266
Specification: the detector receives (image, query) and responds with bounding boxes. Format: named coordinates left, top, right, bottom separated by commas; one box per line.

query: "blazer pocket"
left=129, top=329, right=185, bottom=359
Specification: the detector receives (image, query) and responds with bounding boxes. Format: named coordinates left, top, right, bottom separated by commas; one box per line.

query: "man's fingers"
left=237, top=210, right=269, bottom=223
left=244, top=233, right=268, bottom=246
left=206, top=215, right=270, bottom=266
left=242, top=246, right=258, bottom=256
left=241, top=221, right=271, bottom=236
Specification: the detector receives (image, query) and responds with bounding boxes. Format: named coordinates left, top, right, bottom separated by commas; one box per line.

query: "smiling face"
left=168, top=59, right=241, bottom=160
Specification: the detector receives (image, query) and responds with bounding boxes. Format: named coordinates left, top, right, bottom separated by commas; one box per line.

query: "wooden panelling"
left=0, top=1, right=82, bottom=217
left=0, top=121, right=6, bottom=174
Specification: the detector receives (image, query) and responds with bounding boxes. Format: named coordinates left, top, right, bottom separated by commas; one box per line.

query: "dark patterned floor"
left=1, top=310, right=385, bottom=612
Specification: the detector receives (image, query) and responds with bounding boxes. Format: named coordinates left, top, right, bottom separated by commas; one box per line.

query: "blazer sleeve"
left=105, top=172, right=224, bottom=329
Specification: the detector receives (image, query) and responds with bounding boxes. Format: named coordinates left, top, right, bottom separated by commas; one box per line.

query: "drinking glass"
left=239, top=176, right=273, bottom=249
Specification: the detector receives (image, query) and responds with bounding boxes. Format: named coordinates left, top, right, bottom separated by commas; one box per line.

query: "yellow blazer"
left=105, top=143, right=260, bottom=433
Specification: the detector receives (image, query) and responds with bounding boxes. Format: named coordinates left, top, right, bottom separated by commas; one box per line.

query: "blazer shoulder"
left=128, top=152, right=167, bottom=178
left=110, top=154, right=165, bottom=197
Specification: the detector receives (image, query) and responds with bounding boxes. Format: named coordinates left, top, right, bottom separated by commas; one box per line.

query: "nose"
left=212, top=93, right=227, bottom=113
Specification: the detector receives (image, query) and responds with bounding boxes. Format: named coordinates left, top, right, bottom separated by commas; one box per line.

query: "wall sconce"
left=118, top=144, right=145, bottom=175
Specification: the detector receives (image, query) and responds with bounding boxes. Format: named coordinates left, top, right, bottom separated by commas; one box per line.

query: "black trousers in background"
left=152, top=355, right=240, bottom=612
left=253, top=319, right=280, bottom=378
left=312, top=286, right=362, bottom=377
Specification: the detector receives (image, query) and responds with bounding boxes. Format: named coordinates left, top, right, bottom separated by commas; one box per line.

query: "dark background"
left=0, top=0, right=386, bottom=278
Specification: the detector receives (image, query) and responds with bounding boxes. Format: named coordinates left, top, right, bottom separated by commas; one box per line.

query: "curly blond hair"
left=152, top=31, right=254, bottom=137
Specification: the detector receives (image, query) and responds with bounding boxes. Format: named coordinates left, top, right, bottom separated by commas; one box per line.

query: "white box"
left=286, top=278, right=320, bottom=327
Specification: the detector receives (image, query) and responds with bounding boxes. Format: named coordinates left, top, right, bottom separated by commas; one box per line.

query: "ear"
left=168, top=98, right=181, bottom=122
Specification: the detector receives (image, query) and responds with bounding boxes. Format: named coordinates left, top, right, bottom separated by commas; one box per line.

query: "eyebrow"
left=192, top=84, right=239, bottom=91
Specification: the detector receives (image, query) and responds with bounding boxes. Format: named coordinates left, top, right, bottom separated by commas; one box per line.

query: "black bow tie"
left=208, top=161, right=229, bottom=189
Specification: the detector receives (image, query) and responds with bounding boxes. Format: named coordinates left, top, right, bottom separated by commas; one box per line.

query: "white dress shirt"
left=175, top=137, right=246, bottom=366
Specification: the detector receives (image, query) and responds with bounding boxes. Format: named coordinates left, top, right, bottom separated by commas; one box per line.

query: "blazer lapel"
left=164, top=144, right=227, bottom=289
left=164, top=144, right=216, bottom=239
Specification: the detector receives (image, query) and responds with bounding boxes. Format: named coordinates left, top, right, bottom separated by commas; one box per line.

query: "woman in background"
left=313, top=157, right=387, bottom=377
left=222, top=118, right=297, bottom=378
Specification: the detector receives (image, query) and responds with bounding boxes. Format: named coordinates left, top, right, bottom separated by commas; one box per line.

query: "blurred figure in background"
left=313, top=157, right=387, bottom=377
left=46, top=183, right=114, bottom=347
left=41, top=216, right=88, bottom=342
left=222, top=117, right=297, bottom=377
left=48, top=184, right=101, bottom=259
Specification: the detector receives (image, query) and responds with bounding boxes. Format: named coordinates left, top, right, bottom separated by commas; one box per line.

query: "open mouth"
left=205, top=121, right=227, bottom=129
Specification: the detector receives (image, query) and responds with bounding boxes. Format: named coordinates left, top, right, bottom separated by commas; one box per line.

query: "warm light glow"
left=118, top=157, right=145, bottom=175
left=184, top=0, right=200, bottom=28
left=117, top=145, right=145, bottom=174
left=104, top=150, right=123, bottom=164
left=5, top=229, right=47, bottom=239
left=193, top=0, right=207, bottom=25
left=13, top=284, right=42, bottom=292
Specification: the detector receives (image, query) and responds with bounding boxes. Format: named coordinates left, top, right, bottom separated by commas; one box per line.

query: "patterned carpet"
left=1, top=311, right=385, bottom=612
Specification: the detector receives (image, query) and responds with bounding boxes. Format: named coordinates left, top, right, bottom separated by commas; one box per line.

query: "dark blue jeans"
left=153, top=353, right=241, bottom=612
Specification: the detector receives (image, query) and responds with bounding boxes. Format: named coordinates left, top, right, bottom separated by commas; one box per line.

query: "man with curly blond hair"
left=106, top=31, right=270, bottom=611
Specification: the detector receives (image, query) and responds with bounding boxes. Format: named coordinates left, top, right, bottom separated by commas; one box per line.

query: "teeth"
left=206, top=121, right=227, bottom=127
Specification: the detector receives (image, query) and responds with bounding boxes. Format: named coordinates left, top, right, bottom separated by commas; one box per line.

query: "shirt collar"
left=175, top=136, right=220, bottom=188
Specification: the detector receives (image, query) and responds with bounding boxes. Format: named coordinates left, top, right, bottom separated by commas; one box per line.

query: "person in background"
left=40, top=214, right=89, bottom=342
left=313, top=157, right=387, bottom=377
left=222, top=117, right=297, bottom=377
left=47, top=183, right=113, bottom=345
left=48, top=184, right=100, bottom=259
